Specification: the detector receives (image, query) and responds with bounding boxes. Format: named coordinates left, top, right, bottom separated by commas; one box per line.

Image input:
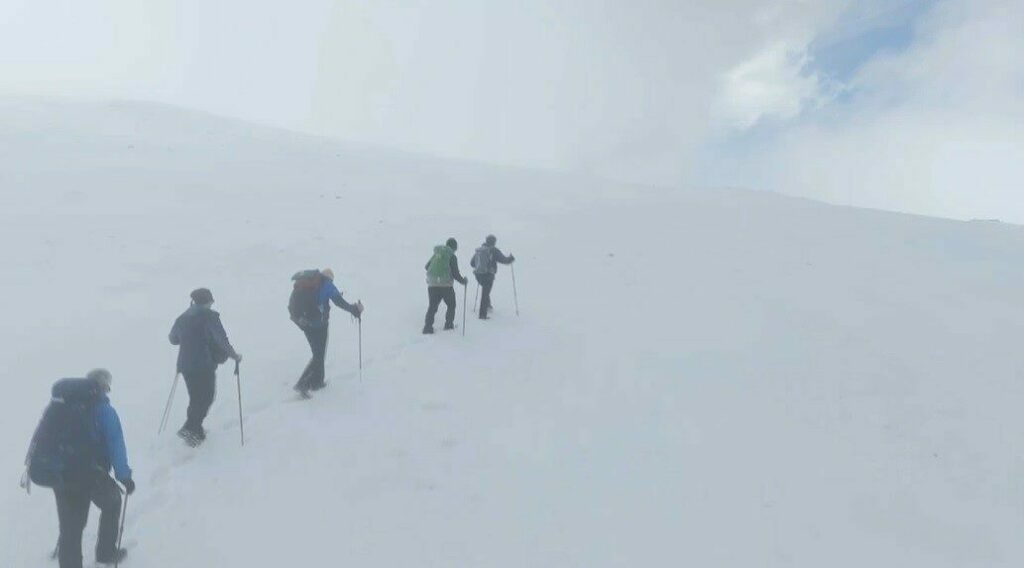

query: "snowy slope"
left=2, top=98, right=1023, bottom=567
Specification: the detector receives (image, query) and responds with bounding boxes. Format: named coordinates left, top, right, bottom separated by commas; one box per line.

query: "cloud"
left=716, top=42, right=827, bottom=130
left=0, top=0, right=849, bottom=188
left=1, top=0, right=1018, bottom=221
left=701, top=0, right=1024, bottom=222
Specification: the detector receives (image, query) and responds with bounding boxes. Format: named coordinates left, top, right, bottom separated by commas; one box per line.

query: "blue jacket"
left=93, top=396, right=132, bottom=482
left=317, top=279, right=359, bottom=322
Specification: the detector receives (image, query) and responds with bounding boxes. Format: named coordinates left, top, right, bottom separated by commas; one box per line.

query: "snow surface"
left=2, top=98, right=1023, bottom=566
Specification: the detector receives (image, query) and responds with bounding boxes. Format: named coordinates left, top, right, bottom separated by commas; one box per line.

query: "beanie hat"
left=190, top=288, right=214, bottom=305
left=321, top=268, right=335, bottom=281
left=87, top=368, right=112, bottom=391
left=485, top=234, right=497, bottom=246
left=446, top=238, right=458, bottom=251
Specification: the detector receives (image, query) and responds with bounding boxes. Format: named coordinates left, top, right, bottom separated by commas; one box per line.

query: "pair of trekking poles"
left=158, top=360, right=245, bottom=446
left=469, top=263, right=520, bottom=334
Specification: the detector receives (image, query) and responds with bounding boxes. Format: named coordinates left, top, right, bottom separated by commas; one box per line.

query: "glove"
left=356, top=301, right=364, bottom=318
left=233, top=353, right=243, bottom=363
left=509, top=254, right=516, bottom=262
left=122, top=479, right=136, bottom=495
left=460, top=277, right=469, bottom=286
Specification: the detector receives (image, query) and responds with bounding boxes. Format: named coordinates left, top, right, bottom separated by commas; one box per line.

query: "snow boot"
left=177, top=427, right=202, bottom=447
left=96, top=548, right=128, bottom=565
left=443, top=323, right=455, bottom=331
left=422, top=326, right=434, bottom=334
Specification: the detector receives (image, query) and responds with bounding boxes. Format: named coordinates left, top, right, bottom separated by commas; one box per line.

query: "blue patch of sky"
left=805, top=0, right=937, bottom=85
left=693, top=0, right=941, bottom=190
left=737, top=1, right=937, bottom=138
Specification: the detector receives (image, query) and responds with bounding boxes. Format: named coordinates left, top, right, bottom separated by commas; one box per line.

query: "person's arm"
left=25, top=411, right=44, bottom=467
left=493, top=247, right=514, bottom=264
left=328, top=282, right=361, bottom=317
left=168, top=316, right=181, bottom=346
left=97, top=404, right=132, bottom=483
left=450, top=256, right=468, bottom=285
left=208, top=314, right=240, bottom=361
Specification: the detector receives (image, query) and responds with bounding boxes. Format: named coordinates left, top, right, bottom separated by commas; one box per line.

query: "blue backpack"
left=27, top=379, right=103, bottom=489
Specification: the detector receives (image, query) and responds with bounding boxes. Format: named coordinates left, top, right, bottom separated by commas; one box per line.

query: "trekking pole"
left=235, top=361, right=244, bottom=447
left=358, top=313, right=363, bottom=382
left=158, top=372, right=180, bottom=435
left=511, top=263, right=520, bottom=316
left=114, top=493, right=128, bottom=568
left=462, top=283, right=468, bottom=336
left=473, top=281, right=480, bottom=311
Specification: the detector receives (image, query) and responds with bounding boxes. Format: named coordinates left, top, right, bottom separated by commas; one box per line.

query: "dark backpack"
left=471, top=246, right=495, bottom=275
left=27, top=379, right=103, bottom=489
left=289, top=270, right=323, bottom=325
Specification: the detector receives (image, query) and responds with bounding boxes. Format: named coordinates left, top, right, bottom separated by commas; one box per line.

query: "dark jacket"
left=169, top=305, right=238, bottom=374
left=470, top=244, right=513, bottom=275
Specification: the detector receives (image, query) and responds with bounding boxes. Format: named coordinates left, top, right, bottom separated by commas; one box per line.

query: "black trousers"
left=182, top=369, right=217, bottom=434
left=296, top=324, right=329, bottom=389
left=424, top=286, right=457, bottom=329
left=475, top=273, right=495, bottom=318
left=54, top=474, right=121, bottom=568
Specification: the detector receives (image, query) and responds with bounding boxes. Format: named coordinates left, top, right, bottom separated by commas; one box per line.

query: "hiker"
left=471, top=234, right=515, bottom=319
left=25, top=369, right=134, bottom=567
left=168, top=288, right=241, bottom=446
left=423, top=237, right=468, bottom=334
left=289, top=268, right=363, bottom=396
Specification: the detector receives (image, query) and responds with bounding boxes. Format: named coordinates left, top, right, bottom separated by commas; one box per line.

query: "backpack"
left=426, top=245, right=454, bottom=285
left=471, top=246, right=495, bottom=275
left=27, top=379, right=103, bottom=489
left=289, top=269, right=323, bottom=325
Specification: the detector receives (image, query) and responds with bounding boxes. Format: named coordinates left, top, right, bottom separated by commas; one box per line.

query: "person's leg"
left=91, top=475, right=123, bottom=562
left=424, top=287, right=443, bottom=331
left=443, top=286, right=457, bottom=328
left=182, top=373, right=201, bottom=433
left=309, top=326, right=329, bottom=388
left=296, top=326, right=319, bottom=389
left=55, top=487, right=90, bottom=568
left=479, top=274, right=494, bottom=318
left=192, top=368, right=216, bottom=435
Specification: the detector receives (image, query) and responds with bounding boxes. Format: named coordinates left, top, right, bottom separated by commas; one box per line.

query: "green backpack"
left=426, top=245, right=455, bottom=285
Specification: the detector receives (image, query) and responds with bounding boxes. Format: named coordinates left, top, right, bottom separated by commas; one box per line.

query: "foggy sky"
left=2, top=0, right=1021, bottom=221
